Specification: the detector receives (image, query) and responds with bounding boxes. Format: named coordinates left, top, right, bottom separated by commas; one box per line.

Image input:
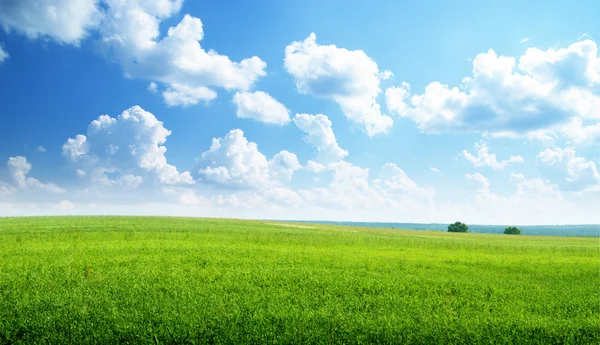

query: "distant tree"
left=448, top=221, right=468, bottom=233
left=504, top=226, right=521, bottom=235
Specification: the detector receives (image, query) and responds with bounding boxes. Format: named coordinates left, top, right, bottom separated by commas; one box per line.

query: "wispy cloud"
left=519, top=37, right=530, bottom=44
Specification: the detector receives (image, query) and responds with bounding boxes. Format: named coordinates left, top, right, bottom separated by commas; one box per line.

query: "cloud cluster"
left=62, top=105, right=193, bottom=188
left=0, top=0, right=268, bottom=107
left=196, top=129, right=301, bottom=189
left=460, top=171, right=583, bottom=224
left=285, top=33, right=393, bottom=136
left=293, top=113, right=348, bottom=165
left=0, top=0, right=102, bottom=45
left=536, top=147, right=600, bottom=192
left=462, top=142, right=524, bottom=170
left=1, top=156, right=64, bottom=194
left=233, top=91, right=290, bottom=125
left=2, top=2, right=599, bottom=223
left=386, top=40, right=600, bottom=140
left=297, top=159, right=433, bottom=212
left=102, top=5, right=267, bottom=106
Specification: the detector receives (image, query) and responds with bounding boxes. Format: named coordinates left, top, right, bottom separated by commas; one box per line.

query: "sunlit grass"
left=0, top=216, right=598, bottom=344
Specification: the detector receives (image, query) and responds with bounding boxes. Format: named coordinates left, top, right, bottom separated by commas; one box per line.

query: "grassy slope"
left=0, top=216, right=598, bottom=344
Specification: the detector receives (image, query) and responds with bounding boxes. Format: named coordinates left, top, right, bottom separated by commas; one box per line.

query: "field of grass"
left=0, top=216, right=598, bottom=344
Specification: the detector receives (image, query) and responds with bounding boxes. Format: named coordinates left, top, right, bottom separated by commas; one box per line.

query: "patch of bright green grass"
left=0, top=216, right=598, bottom=344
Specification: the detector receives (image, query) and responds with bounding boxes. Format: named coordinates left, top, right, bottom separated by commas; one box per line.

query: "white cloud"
left=458, top=171, right=582, bottom=224
left=536, top=147, right=600, bottom=191
left=62, top=105, right=193, bottom=187
left=386, top=40, right=600, bottom=139
left=56, top=200, right=74, bottom=210
left=519, top=37, right=530, bottom=44
left=462, top=141, right=524, bottom=169
left=285, top=33, right=393, bottom=136
left=147, top=82, right=158, bottom=93
left=536, top=147, right=570, bottom=165
left=232, top=91, right=290, bottom=125
left=197, top=129, right=300, bottom=189
left=198, top=129, right=270, bottom=188
left=178, top=192, right=198, bottom=205
left=509, top=173, right=562, bottom=199
left=379, top=70, right=394, bottom=80
left=0, top=0, right=102, bottom=45
left=465, top=172, right=494, bottom=199
left=0, top=1, right=266, bottom=107
left=467, top=171, right=562, bottom=202
left=300, top=161, right=433, bottom=211
left=300, top=161, right=381, bottom=210
left=4, top=156, right=64, bottom=193
left=269, top=150, right=302, bottom=182
left=430, top=167, right=441, bottom=173
left=62, top=134, right=88, bottom=161
left=294, top=113, right=348, bottom=164
left=162, top=83, right=217, bottom=107
left=103, top=8, right=266, bottom=106
left=119, top=174, right=144, bottom=188
left=2, top=162, right=597, bottom=224
left=560, top=117, right=600, bottom=143
left=306, top=160, right=326, bottom=173
left=36, top=146, right=47, bottom=153
left=75, top=169, right=86, bottom=178
left=0, top=45, right=8, bottom=64
left=372, top=163, right=435, bottom=202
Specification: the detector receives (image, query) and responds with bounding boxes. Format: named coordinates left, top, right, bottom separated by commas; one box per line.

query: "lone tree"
left=448, top=221, right=468, bottom=233
left=504, top=226, right=521, bottom=235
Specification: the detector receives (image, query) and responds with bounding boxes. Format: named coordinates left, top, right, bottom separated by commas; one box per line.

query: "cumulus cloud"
left=103, top=8, right=266, bottom=106
left=509, top=173, right=562, bottom=199
left=56, top=200, right=75, bottom=210
left=62, top=105, right=193, bottom=187
left=300, top=161, right=433, bottom=211
left=300, top=161, right=380, bottom=210
left=294, top=113, right=348, bottom=164
left=162, top=83, right=217, bottom=107
left=285, top=33, right=393, bottom=136
left=536, top=147, right=570, bottom=165
left=269, top=151, right=302, bottom=182
left=386, top=40, right=600, bottom=139
left=147, top=82, right=158, bottom=93
left=306, top=160, right=326, bottom=173
left=467, top=171, right=563, bottom=202
left=459, top=171, right=578, bottom=224
left=2, top=156, right=64, bottom=193
left=0, top=1, right=266, bottom=106
left=372, top=163, right=435, bottom=202
left=560, top=117, right=600, bottom=143
left=465, top=173, right=494, bottom=199
left=197, top=129, right=301, bottom=189
left=462, top=142, right=524, bottom=169
left=0, top=0, right=102, bottom=45
left=0, top=45, right=8, bottom=64
left=232, top=91, right=290, bottom=125
left=536, top=147, right=600, bottom=191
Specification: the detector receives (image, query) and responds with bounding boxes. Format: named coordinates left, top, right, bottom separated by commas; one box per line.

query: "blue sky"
left=1, top=0, right=599, bottom=224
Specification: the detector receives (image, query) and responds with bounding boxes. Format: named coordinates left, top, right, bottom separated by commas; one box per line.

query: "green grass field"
left=0, top=216, right=598, bottom=344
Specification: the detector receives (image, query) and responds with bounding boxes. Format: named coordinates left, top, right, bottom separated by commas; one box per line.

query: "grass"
left=0, top=216, right=598, bottom=344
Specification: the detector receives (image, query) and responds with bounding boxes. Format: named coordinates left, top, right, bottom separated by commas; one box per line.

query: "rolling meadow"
left=0, top=216, right=598, bottom=344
